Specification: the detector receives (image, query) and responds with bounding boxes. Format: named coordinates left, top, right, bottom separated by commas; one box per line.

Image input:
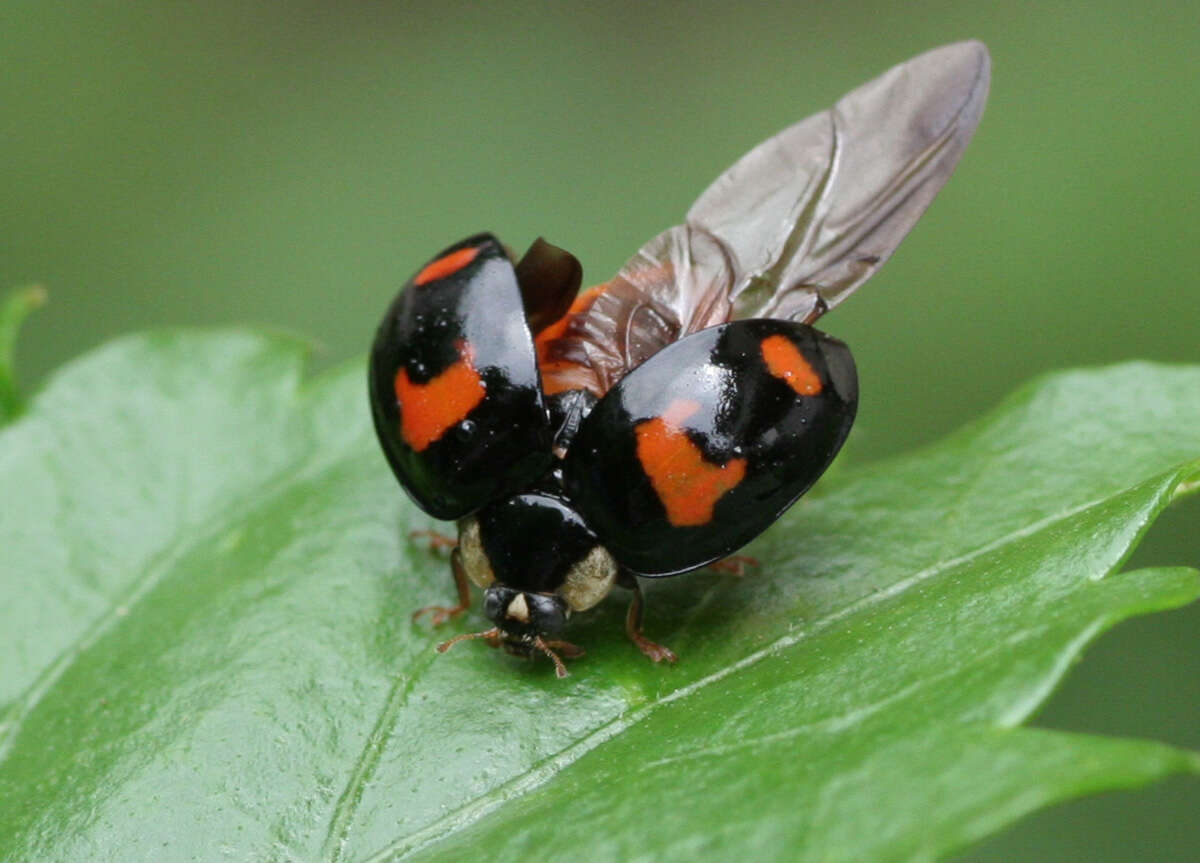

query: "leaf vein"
left=358, top=480, right=1170, bottom=862
left=0, top=443, right=361, bottom=759
left=323, top=650, right=437, bottom=862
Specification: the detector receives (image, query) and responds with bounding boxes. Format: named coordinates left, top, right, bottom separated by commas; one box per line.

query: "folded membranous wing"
left=537, top=41, right=990, bottom=398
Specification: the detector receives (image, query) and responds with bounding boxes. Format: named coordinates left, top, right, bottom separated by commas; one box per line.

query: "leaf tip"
left=0, top=284, right=49, bottom=420
left=1173, top=460, right=1200, bottom=501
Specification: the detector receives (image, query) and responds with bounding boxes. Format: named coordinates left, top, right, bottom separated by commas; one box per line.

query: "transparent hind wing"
left=687, top=40, right=991, bottom=323
left=536, top=225, right=734, bottom=397
left=539, top=42, right=990, bottom=398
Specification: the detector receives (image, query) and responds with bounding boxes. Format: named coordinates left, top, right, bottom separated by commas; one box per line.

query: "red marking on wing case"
left=394, top=341, right=486, bottom=451
left=635, top=399, right=747, bottom=527
left=414, top=246, right=481, bottom=286
left=761, top=334, right=822, bottom=395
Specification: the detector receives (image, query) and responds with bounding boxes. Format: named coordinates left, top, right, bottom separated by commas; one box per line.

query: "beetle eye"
left=527, top=593, right=567, bottom=636
left=482, top=585, right=514, bottom=623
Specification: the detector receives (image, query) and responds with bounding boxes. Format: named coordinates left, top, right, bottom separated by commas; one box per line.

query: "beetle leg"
left=412, top=548, right=472, bottom=626
left=409, top=528, right=458, bottom=553
left=542, top=639, right=586, bottom=659
left=624, top=580, right=677, bottom=664
left=706, top=554, right=760, bottom=577
left=532, top=637, right=576, bottom=678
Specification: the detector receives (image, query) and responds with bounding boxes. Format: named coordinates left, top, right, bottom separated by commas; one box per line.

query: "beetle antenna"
left=532, top=636, right=571, bottom=678
left=542, top=638, right=586, bottom=659
left=436, top=627, right=501, bottom=653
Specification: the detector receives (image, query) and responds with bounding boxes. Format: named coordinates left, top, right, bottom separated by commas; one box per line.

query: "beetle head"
left=482, top=584, right=568, bottom=653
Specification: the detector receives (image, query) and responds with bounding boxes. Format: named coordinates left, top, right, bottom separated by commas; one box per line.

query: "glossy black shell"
left=563, top=319, right=857, bottom=576
left=368, top=234, right=552, bottom=519
left=476, top=491, right=600, bottom=594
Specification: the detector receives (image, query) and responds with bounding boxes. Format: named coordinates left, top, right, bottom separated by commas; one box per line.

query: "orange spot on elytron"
left=393, top=341, right=486, bottom=451
left=414, top=246, right=481, bottom=286
left=635, top=399, right=747, bottom=527
left=761, top=334, right=822, bottom=396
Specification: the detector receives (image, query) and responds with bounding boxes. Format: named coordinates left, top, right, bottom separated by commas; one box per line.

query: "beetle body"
left=369, top=42, right=990, bottom=675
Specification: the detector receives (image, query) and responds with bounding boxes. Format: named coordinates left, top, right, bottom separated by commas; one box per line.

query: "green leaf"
left=0, top=331, right=1197, bottom=862
left=0, top=286, right=46, bottom=423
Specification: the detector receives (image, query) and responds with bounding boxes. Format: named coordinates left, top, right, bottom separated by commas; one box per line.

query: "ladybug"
left=369, top=42, right=990, bottom=676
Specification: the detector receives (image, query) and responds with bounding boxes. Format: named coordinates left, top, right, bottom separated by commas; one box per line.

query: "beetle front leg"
left=412, top=548, right=472, bottom=626
left=706, top=554, right=760, bottom=576
left=409, top=528, right=458, bottom=554
left=623, top=577, right=677, bottom=664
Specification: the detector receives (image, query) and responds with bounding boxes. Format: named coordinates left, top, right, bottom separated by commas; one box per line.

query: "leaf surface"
left=0, top=331, right=1197, bottom=862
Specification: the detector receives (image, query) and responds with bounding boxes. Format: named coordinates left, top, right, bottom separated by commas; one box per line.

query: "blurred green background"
left=2, top=1, right=1196, bottom=858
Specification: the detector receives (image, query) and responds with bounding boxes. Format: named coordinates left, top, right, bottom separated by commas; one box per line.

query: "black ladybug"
left=369, top=42, right=990, bottom=676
